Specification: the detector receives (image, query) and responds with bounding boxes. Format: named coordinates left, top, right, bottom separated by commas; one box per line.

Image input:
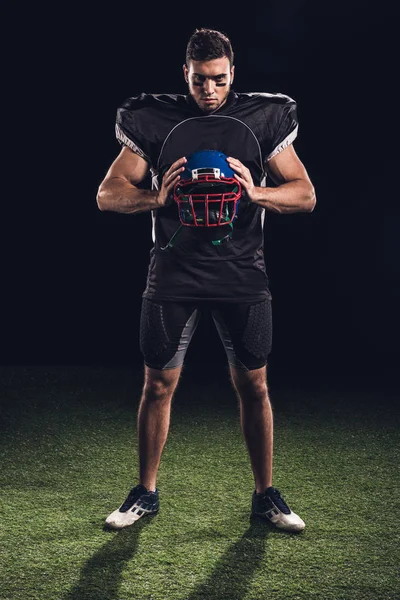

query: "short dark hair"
left=185, top=28, right=234, bottom=67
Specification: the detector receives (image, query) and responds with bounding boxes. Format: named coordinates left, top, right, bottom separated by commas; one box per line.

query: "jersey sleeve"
left=266, top=96, right=298, bottom=161
left=115, top=94, right=153, bottom=165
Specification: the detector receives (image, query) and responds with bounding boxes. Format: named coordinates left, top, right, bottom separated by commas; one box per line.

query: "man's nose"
left=203, top=79, right=214, bottom=94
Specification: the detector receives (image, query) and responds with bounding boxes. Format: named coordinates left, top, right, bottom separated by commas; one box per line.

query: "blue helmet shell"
left=180, top=150, right=235, bottom=181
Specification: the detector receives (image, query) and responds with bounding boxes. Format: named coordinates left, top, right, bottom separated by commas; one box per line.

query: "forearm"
left=251, top=179, right=316, bottom=214
left=96, top=177, right=161, bottom=214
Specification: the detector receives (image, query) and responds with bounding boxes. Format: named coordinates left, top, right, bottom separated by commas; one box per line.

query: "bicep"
left=103, top=145, right=150, bottom=186
left=266, top=144, right=312, bottom=186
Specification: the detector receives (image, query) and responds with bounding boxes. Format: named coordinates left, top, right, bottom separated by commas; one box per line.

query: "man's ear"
left=230, top=65, right=235, bottom=85
left=183, top=64, right=189, bottom=83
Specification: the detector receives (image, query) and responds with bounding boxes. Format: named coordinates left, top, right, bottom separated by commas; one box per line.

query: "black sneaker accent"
left=119, top=484, right=151, bottom=512
left=252, top=487, right=291, bottom=515
left=264, top=487, right=291, bottom=514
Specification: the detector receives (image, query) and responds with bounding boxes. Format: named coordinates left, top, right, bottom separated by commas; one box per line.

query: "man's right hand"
left=157, top=157, right=187, bottom=207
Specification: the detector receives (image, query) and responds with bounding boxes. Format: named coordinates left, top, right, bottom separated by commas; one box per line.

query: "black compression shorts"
left=139, top=298, right=272, bottom=371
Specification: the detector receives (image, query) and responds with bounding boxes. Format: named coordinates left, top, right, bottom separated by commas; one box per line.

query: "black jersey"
left=115, top=91, right=298, bottom=302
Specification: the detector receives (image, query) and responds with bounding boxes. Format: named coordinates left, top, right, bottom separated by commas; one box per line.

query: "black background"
left=2, top=1, right=399, bottom=380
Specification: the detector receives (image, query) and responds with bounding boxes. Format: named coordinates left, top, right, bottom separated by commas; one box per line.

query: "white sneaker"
left=105, top=484, right=159, bottom=530
left=252, top=487, right=305, bottom=532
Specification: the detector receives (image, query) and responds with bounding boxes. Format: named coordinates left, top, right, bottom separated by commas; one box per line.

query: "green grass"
left=0, top=364, right=399, bottom=600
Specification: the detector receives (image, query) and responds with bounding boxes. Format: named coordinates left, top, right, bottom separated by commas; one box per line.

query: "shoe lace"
left=120, top=485, right=147, bottom=512
left=266, top=487, right=291, bottom=515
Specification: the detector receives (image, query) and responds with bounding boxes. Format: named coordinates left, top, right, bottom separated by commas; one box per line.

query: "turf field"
left=0, top=363, right=398, bottom=600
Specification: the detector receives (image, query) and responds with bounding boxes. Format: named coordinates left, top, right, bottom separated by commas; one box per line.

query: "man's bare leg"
left=105, top=364, right=181, bottom=529
left=229, top=365, right=273, bottom=492
left=230, top=363, right=305, bottom=532
left=137, top=364, right=182, bottom=491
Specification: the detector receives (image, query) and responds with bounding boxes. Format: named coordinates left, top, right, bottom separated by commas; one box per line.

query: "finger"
left=165, top=159, right=186, bottom=181
left=170, top=165, right=185, bottom=176
left=171, top=156, right=187, bottom=170
left=171, top=166, right=186, bottom=181
left=164, top=165, right=185, bottom=183
left=233, top=173, right=246, bottom=184
left=166, top=172, right=184, bottom=192
left=227, top=158, right=246, bottom=175
left=232, top=165, right=246, bottom=179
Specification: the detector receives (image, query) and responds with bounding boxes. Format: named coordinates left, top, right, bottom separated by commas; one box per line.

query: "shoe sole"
left=251, top=511, right=305, bottom=533
left=105, top=508, right=159, bottom=530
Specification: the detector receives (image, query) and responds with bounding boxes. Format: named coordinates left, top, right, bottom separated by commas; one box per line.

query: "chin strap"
left=160, top=224, right=185, bottom=251
left=211, top=222, right=234, bottom=245
left=160, top=222, right=234, bottom=251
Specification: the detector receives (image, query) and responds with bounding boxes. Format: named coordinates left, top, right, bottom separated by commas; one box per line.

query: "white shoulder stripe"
left=115, top=123, right=151, bottom=163
left=267, top=125, right=298, bottom=161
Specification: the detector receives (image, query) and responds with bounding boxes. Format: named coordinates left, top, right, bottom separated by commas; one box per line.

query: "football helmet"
left=173, top=150, right=242, bottom=227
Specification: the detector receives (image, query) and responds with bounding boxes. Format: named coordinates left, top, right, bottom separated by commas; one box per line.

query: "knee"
left=237, top=380, right=269, bottom=403
left=142, top=365, right=181, bottom=403
left=143, top=377, right=176, bottom=403
left=231, top=370, right=269, bottom=403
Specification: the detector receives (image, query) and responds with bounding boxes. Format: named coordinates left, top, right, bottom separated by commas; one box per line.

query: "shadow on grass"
left=185, top=516, right=270, bottom=600
left=62, top=516, right=274, bottom=600
left=62, top=518, right=152, bottom=600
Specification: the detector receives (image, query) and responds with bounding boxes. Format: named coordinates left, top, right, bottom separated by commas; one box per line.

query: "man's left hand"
left=226, top=157, right=259, bottom=203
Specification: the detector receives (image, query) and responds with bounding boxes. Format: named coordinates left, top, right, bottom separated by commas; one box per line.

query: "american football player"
left=97, top=27, right=316, bottom=533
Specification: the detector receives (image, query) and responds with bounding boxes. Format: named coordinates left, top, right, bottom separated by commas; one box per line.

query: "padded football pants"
left=139, top=298, right=272, bottom=371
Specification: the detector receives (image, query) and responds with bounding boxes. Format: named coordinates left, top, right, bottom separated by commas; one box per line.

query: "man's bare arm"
left=96, top=146, right=187, bottom=214
left=227, top=145, right=316, bottom=214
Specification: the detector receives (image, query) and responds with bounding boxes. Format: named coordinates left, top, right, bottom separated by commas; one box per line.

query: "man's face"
left=183, top=57, right=234, bottom=113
